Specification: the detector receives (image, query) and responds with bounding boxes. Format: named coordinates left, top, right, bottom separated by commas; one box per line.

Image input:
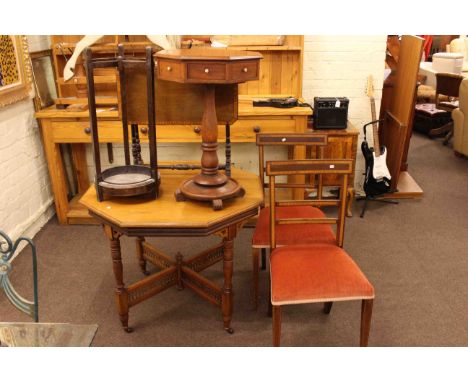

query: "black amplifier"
left=313, top=97, right=349, bottom=129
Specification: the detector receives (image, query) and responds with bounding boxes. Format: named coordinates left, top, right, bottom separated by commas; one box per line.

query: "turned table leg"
left=135, top=237, right=149, bottom=276
left=104, top=226, right=132, bottom=333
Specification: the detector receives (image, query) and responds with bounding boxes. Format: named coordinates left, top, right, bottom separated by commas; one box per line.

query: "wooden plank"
left=67, top=194, right=97, bottom=225
left=55, top=96, right=118, bottom=106
left=40, top=119, right=70, bottom=224
left=257, top=52, right=273, bottom=95
left=270, top=52, right=282, bottom=94
left=57, top=75, right=116, bottom=85
left=70, top=144, right=90, bottom=194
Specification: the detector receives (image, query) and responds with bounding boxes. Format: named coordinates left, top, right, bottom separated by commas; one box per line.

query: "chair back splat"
left=266, top=159, right=353, bottom=249
left=435, top=72, right=464, bottom=109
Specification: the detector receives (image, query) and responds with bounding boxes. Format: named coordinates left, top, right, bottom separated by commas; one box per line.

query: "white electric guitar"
left=361, top=75, right=391, bottom=196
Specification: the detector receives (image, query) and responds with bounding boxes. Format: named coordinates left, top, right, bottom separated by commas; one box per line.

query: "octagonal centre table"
left=80, top=167, right=263, bottom=334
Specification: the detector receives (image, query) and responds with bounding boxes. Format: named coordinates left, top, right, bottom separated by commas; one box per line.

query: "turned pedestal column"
left=155, top=48, right=262, bottom=210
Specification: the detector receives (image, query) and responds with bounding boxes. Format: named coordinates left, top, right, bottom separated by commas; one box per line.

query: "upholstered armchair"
left=448, top=37, right=468, bottom=71
left=452, top=78, right=468, bottom=156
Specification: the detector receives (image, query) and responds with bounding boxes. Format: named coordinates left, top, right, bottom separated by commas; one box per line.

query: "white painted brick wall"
left=303, top=35, right=387, bottom=192
left=0, top=36, right=54, bottom=252
left=0, top=100, right=54, bottom=247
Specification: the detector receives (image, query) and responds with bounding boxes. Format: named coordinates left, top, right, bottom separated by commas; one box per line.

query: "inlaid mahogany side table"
left=80, top=167, right=263, bottom=334
left=155, top=48, right=262, bottom=210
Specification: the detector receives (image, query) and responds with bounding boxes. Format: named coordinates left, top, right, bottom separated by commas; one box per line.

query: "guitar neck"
left=370, top=96, right=381, bottom=156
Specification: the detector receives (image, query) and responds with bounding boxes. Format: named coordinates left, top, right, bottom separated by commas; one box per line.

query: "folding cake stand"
left=85, top=45, right=160, bottom=201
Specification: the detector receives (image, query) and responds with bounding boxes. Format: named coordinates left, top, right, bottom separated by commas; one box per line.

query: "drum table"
left=154, top=48, right=262, bottom=210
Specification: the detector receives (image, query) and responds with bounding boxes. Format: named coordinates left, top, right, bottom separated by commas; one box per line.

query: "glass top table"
left=0, top=323, right=98, bottom=347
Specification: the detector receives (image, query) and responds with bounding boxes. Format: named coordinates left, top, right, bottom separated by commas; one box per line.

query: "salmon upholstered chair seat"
left=270, top=244, right=375, bottom=306
left=252, top=206, right=336, bottom=248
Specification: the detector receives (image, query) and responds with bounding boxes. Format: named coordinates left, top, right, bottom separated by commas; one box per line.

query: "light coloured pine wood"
left=40, top=119, right=69, bottom=224
left=67, top=194, right=96, bottom=225
left=70, top=143, right=90, bottom=194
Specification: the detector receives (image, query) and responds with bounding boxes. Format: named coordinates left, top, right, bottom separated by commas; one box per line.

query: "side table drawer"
left=156, top=118, right=296, bottom=142
left=51, top=121, right=123, bottom=143
left=50, top=118, right=298, bottom=143
left=229, top=118, right=296, bottom=141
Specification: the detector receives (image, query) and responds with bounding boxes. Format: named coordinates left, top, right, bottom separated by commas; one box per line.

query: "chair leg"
left=267, top=271, right=273, bottom=317
left=443, top=128, right=453, bottom=146
left=273, top=305, right=282, bottom=346
left=429, top=121, right=452, bottom=137
left=323, top=301, right=333, bottom=314
left=360, top=299, right=373, bottom=347
left=252, top=247, right=260, bottom=309
left=261, top=248, right=267, bottom=270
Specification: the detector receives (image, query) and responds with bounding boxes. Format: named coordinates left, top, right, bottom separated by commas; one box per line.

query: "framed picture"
left=0, top=35, right=33, bottom=108
left=30, top=49, right=57, bottom=110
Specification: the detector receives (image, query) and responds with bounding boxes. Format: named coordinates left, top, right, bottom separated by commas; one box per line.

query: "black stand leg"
left=357, top=195, right=399, bottom=218
left=359, top=197, right=368, bottom=218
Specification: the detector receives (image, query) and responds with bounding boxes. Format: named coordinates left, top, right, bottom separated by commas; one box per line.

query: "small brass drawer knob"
left=242, top=67, right=248, bottom=73
left=167, top=66, right=172, bottom=71
left=204, top=68, right=210, bottom=73
left=140, top=127, right=148, bottom=134
left=84, top=127, right=91, bottom=134
left=253, top=126, right=261, bottom=133
left=194, top=126, right=201, bottom=134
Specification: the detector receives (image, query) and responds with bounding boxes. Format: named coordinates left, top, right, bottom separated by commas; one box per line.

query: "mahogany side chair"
left=429, top=72, right=464, bottom=144
left=252, top=133, right=332, bottom=308
left=266, top=159, right=375, bottom=346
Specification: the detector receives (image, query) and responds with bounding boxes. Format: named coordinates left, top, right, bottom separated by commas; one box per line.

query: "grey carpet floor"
left=1, top=132, right=467, bottom=346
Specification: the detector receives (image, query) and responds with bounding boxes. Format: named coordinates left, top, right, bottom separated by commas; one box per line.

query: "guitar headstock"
left=366, top=75, right=375, bottom=99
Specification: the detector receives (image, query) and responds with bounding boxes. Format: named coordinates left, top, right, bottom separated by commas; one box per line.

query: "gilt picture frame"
left=0, top=35, right=33, bottom=108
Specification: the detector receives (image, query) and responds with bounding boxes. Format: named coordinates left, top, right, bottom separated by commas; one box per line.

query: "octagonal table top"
left=80, top=167, right=263, bottom=236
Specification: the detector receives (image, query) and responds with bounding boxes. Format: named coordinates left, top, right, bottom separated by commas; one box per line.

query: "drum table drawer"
left=157, top=59, right=184, bottom=82
left=229, top=61, right=259, bottom=82
left=187, top=62, right=227, bottom=81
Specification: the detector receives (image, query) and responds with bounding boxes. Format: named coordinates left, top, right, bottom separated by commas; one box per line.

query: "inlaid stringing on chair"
left=252, top=133, right=330, bottom=308
left=266, top=159, right=375, bottom=346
